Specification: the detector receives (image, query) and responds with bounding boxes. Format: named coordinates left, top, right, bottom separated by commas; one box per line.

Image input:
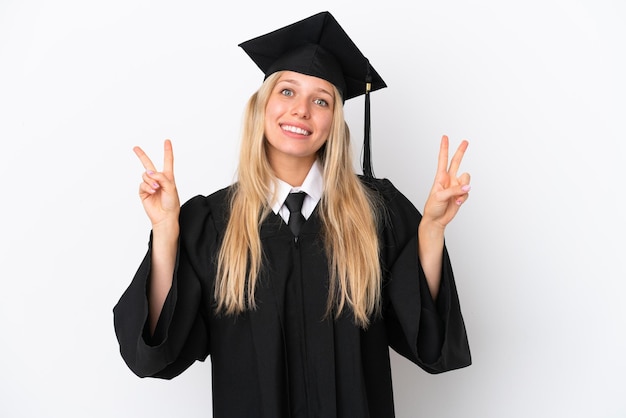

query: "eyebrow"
left=277, top=79, right=334, bottom=99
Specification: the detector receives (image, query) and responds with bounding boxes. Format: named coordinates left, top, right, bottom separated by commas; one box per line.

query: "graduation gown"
left=113, top=177, right=471, bottom=418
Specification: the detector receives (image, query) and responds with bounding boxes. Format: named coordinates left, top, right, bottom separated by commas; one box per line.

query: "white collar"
left=270, top=159, right=323, bottom=219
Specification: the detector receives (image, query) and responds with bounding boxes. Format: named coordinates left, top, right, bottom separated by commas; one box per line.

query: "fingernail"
left=462, top=185, right=471, bottom=192
left=152, top=182, right=159, bottom=188
left=456, top=199, right=463, bottom=206
left=147, top=170, right=154, bottom=175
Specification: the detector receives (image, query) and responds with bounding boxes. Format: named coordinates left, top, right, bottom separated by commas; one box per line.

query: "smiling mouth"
left=281, top=124, right=311, bottom=136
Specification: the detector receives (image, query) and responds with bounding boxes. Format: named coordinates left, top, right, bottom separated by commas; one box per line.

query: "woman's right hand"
left=133, top=139, right=180, bottom=227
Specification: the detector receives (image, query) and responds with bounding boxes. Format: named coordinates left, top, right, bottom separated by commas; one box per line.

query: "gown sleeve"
left=372, top=178, right=472, bottom=374
left=113, top=195, right=217, bottom=379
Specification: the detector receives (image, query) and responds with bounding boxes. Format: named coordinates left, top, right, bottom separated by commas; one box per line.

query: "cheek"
left=265, top=97, right=286, bottom=119
left=318, top=116, right=333, bottom=140
left=264, top=107, right=279, bottom=135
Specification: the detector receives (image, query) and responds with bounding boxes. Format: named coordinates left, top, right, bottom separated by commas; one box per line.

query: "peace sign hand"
left=422, top=135, right=471, bottom=230
left=133, top=139, right=180, bottom=228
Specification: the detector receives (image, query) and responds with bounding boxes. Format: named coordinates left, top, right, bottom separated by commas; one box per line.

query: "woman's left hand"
left=422, top=135, right=471, bottom=230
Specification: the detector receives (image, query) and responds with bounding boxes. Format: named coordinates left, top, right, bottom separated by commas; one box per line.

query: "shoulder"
left=181, top=184, right=233, bottom=207
left=359, top=176, right=421, bottom=229
left=359, top=176, right=410, bottom=207
left=179, top=184, right=235, bottom=231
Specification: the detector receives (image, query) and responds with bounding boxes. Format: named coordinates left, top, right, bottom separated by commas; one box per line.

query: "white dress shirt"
left=270, top=159, right=324, bottom=224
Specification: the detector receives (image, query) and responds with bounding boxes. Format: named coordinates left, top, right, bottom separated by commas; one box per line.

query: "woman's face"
left=264, top=71, right=335, bottom=169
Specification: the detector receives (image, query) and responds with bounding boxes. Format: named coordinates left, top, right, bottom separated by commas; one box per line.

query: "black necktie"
left=284, top=192, right=306, bottom=238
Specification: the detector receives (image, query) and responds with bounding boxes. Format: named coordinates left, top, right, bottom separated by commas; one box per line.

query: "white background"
left=1, top=0, right=625, bottom=417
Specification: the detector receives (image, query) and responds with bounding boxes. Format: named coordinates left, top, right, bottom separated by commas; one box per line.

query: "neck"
left=270, top=155, right=316, bottom=187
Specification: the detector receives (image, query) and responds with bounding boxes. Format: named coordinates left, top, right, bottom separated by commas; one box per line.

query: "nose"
left=291, top=98, right=310, bottom=119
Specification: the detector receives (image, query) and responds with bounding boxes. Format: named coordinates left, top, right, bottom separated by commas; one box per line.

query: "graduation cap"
left=239, top=11, right=387, bottom=178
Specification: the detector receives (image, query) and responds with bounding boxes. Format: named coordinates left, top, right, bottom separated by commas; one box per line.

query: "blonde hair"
left=215, top=72, right=381, bottom=327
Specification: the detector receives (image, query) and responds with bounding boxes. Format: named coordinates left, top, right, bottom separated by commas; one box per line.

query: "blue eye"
left=314, top=98, right=328, bottom=107
left=281, top=89, right=294, bottom=97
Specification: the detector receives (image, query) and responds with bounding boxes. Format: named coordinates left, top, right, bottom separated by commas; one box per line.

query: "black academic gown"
left=113, top=177, right=471, bottom=418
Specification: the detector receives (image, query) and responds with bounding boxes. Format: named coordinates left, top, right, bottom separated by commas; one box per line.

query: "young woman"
left=114, top=11, right=471, bottom=418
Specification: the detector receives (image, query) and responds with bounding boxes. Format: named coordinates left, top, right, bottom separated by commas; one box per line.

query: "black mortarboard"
left=239, top=11, right=387, bottom=177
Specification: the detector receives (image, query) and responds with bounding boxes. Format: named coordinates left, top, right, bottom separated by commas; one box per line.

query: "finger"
left=139, top=182, right=157, bottom=197
left=434, top=187, right=466, bottom=203
left=163, top=139, right=174, bottom=176
left=448, top=140, right=469, bottom=178
left=459, top=172, right=471, bottom=187
left=434, top=181, right=471, bottom=202
left=455, top=181, right=471, bottom=206
left=133, top=146, right=157, bottom=173
left=143, top=170, right=178, bottom=197
left=456, top=193, right=470, bottom=206
left=436, top=135, right=450, bottom=177
left=142, top=171, right=161, bottom=191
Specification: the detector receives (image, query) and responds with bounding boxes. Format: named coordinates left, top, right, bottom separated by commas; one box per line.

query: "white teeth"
left=282, top=124, right=310, bottom=136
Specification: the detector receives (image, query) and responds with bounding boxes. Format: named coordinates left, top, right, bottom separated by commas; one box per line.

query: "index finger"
left=436, top=135, right=450, bottom=176
left=448, top=139, right=469, bottom=178
left=133, top=146, right=157, bottom=172
left=162, top=139, right=174, bottom=175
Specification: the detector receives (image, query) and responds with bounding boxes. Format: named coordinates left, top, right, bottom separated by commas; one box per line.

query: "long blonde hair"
left=215, top=72, right=381, bottom=327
